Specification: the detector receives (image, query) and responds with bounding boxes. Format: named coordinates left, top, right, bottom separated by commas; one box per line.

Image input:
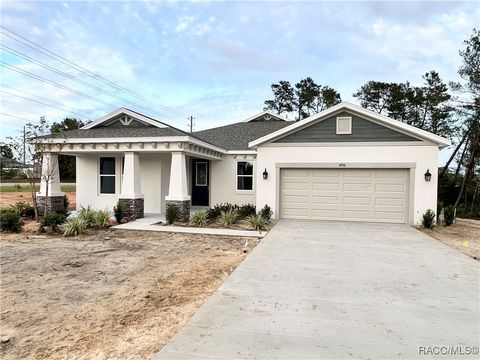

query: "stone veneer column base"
left=37, top=195, right=65, bottom=215
left=118, top=198, right=144, bottom=220
left=165, top=200, right=191, bottom=222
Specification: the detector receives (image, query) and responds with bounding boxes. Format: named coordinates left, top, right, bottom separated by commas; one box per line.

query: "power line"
left=0, top=112, right=35, bottom=123
left=1, top=84, right=88, bottom=116
left=1, top=60, right=189, bottom=129
left=0, top=26, right=188, bottom=119
left=0, top=44, right=188, bottom=124
left=0, top=89, right=86, bottom=117
left=1, top=61, right=122, bottom=107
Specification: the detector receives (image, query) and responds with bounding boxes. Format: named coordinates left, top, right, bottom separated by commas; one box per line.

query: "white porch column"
left=165, top=152, right=191, bottom=222
left=118, top=152, right=144, bottom=219
left=38, top=152, right=63, bottom=197
left=37, top=152, right=65, bottom=214
left=119, top=152, right=143, bottom=199
left=166, top=152, right=190, bottom=201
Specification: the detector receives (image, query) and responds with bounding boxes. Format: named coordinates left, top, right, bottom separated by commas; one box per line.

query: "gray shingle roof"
left=42, top=117, right=293, bottom=151
left=43, top=126, right=187, bottom=139
left=192, top=121, right=294, bottom=150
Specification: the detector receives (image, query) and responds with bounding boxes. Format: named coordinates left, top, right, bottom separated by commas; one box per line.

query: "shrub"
left=190, top=210, right=208, bottom=227
left=63, top=217, right=87, bottom=237
left=259, top=204, right=273, bottom=221
left=166, top=204, right=178, bottom=224
left=0, top=208, right=22, bottom=232
left=238, top=204, right=256, bottom=219
left=95, top=210, right=111, bottom=228
left=246, top=214, right=268, bottom=231
left=206, top=203, right=238, bottom=220
left=10, top=201, right=35, bottom=219
left=40, top=212, right=67, bottom=232
left=443, top=206, right=455, bottom=226
left=219, top=209, right=238, bottom=227
left=79, top=206, right=96, bottom=227
left=113, top=201, right=124, bottom=224
left=422, top=209, right=436, bottom=229
left=10, top=201, right=27, bottom=214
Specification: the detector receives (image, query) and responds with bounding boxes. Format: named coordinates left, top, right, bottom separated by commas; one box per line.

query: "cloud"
left=0, top=0, right=478, bottom=142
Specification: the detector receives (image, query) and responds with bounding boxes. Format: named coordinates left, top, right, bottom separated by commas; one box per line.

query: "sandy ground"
left=422, top=218, right=480, bottom=260
left=0, top=192, right=76, bottom=210
left=0, top=226, right=259, bottom=359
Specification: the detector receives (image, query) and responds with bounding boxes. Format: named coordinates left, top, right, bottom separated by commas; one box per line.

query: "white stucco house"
left=36, top=102, right=450, bottom=225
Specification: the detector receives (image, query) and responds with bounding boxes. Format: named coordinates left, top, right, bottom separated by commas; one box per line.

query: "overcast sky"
left=0, top=0, right=478, bottom=144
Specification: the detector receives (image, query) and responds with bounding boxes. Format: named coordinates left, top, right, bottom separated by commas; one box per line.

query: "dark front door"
left=191, top=159, right=209, bottom=206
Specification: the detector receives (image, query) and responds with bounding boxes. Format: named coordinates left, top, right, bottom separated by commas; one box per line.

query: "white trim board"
left=82, top=108, right=169, bottom=129
left=248, top=102, right=451, bottom=148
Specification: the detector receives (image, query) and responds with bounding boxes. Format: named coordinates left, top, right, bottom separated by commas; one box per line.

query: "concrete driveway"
left=156, top=220, right=480, bottom=359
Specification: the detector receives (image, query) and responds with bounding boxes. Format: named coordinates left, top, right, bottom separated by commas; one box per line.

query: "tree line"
left=264, top=28, right=479, bottom=218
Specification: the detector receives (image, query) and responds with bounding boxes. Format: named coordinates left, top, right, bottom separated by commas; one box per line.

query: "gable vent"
left=336, top=116, right=352, bottom=135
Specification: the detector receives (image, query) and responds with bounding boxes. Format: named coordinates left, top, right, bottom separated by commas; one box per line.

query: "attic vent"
left=263, top=115, right=272, bottom=121
left=119, top=115, right=133, bottom=126
left=336, top=116, right=352, bottom=135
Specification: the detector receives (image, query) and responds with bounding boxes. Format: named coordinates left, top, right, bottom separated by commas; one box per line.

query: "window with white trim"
left=99, top=157, right=116, bottom=194
left=237, top=161, right=253, bottom=191
left=336, top=116, right=352, bottom=134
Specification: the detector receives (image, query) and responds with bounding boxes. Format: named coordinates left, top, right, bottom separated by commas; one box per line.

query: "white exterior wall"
left=76, top=154, right=171, bottom=213
left=255, top=145, right=439, bottom=226
left=210, top=155, right=256, bottom=207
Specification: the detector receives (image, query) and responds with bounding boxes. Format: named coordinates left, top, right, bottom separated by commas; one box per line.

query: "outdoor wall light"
left=424, top=169, right=432, bottom=182
left=263, top=168, right=268, bottom=180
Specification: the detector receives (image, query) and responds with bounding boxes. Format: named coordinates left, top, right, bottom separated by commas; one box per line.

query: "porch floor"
left=112, top=211, right=266, bottom=238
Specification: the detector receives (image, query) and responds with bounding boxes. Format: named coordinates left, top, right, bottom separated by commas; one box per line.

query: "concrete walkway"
left=156, top=220, right=480, bottom=359
left=113, top=213, right=266, bottom=238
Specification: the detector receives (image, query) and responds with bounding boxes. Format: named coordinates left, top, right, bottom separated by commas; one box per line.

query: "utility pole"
left=23, top=125, right=26, bottom=165
left=188, top=116, right=195, bottom=133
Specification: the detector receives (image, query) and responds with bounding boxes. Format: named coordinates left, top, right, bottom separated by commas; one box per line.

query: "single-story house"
left=36, top=102, right=450, bottom=225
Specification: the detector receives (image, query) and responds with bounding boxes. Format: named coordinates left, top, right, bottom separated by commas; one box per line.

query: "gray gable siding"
left=274, top=111, right=420, bottom=143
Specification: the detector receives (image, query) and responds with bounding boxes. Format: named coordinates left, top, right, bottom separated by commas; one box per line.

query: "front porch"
left=37, top=136, right=224, bottom=220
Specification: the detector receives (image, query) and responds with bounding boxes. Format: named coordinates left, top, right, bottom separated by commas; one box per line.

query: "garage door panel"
left=375, top=197, right=405, bottom=206
left=342, top=210, right=372, bottom=220
left=312, top=169, right=340, bottom=177
left=343, top=169, right=373, bottom=177
left=282, top=208, right=309, bottom=217
left=311, top=209, right=341, bottom=218
left=280, top=168, right=408, bottom=224
left=312, top=196, right=340, bottom=204
left=343, top=196, right=371, bottom=205
left=282, top=195, right=309, bottom=204
left=343, top=183, right=372, bottom=192
left=312, top=182, right=340, bottom=191
left=375, top=183, right=405, bottom=192
left=282, top=182, right=309, bottom=190
left=375, top=169, right=406, bottom=178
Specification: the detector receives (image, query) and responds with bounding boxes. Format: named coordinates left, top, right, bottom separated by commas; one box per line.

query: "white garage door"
left=280, top=168, right=408, bottom=223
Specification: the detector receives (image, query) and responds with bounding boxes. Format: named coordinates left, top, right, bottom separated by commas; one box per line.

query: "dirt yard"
left=0, top=192, right=76, bottom=210
left=422, top=218, right=480, bottom=260
left=0, top=228, right=259, bottom=359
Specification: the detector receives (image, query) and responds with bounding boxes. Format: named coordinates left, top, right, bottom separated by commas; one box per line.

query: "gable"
left=98, top=116, right=153, bottom=128
left=248, top=113, right=287, bottom=122
left=82, top=108, right=168, bottom=129
left=273, top=111, right=421, bottom=143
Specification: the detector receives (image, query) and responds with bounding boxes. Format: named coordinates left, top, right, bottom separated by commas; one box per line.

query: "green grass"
left=0, top=185, right=76, bottom=192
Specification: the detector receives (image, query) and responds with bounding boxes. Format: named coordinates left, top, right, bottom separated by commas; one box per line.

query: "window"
left=237, top=161, right=253, bottom=191
left=336, top=116, right=352, bottom=135
left=196, top=162, right=208, bottom=186
left=100, top=157, right=116, bottom=194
